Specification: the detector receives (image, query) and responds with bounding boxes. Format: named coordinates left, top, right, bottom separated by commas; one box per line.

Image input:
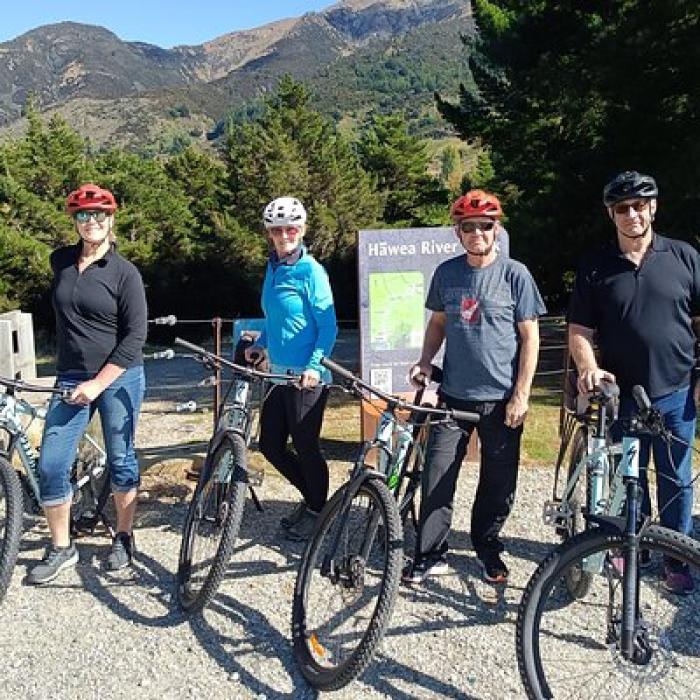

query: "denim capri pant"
left=38, top=366, right=146, bottom=507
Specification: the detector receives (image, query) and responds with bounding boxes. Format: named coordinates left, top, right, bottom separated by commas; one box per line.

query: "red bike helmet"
left=66, top=183, right=117, bottom=214
left=451, top=189, right=503, bottom=220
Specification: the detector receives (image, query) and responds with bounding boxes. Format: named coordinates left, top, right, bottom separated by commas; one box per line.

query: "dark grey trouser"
left=417, top=396, right=523, bottom=561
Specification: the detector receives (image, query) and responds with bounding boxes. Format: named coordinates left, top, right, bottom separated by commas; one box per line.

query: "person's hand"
left=576, top=367, right=616, bottom=394
left=505, top=391, right=529, bottom=428
left=408, top=362, right=432, bottom=389
left=69, top=379, right=104, bottom=405
left=299, top=368, right=320, bottom=389
left=244, top=345, right=268, bottom=370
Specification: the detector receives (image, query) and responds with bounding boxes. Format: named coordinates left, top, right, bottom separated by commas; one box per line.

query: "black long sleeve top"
left=50, top=243, right=147, bottom=373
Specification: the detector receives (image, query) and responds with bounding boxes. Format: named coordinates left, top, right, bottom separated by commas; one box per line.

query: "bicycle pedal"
left=542, top=499, right=571, bottom=527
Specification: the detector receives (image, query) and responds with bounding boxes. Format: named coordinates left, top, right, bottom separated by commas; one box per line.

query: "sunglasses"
left=612, top=200, right=648, bottom=216
left=74, top=210, right=109, bottom=223
left=458, top=220, right=496, bottom=234
left=269, top=226, right=301, bottom=236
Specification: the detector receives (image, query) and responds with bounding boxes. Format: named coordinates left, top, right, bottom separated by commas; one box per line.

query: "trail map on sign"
left=369, top=271, right=424, bottom=351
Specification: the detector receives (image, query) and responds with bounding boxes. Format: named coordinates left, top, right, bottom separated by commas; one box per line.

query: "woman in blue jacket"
left=246, top=197, right=337, bottom=540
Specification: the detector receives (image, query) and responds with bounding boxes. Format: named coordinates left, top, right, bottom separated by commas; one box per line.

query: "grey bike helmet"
left=263, top=197, right=307, bottom=228
left=602, top=171, right=658, bottom=207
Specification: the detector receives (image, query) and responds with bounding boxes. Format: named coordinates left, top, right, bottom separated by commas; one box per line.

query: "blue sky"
left=1, top=1, right=336, bottom=47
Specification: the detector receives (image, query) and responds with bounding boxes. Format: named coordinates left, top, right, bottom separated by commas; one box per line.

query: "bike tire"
left=561, top=425, right=592, bottom=598
left=0, top=455, right=23, bottom=605
left=292, top=477, right=403, bottom=691
left=517, top=524, right=700, bottom=699
left=176, top=433, right=247, bottom=613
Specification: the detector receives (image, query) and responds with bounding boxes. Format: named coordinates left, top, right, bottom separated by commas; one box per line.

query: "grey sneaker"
left=280, top=502, right=307, bottom=531
left=28, top=544, right=78, bottom=585
left=106, top=531, right=134, bottom=571
left=284, top=508, right=319, bottom=541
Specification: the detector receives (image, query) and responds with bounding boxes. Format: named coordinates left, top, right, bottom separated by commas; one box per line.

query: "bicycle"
left=517, top=384, right=700, bottom=698
left=292, top=357, right=478, bottom=691
left=173, top=337, right=301, bottom=613
left=0, top=376, right=109, bottom=604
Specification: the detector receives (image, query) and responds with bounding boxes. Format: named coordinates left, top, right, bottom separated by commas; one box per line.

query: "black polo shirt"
left=51, top=243, right=147, bottom=373
left=567, top=233, right=700, bottom=397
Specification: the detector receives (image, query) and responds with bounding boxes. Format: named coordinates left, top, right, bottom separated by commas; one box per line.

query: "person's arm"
left=409, top=311, right=446, bottom=387
left=568, top=322, right=615, bottom=393
left=504, top=319, right=539, bottom=428
left=302, top=265, right=337, bottom=388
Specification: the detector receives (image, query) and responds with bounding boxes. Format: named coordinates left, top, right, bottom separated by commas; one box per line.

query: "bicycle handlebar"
left=320, top=357, right=479, bottom=424
left=174, top=337, right=301, bottom=383
left=0, top=376, right=68, bottom=398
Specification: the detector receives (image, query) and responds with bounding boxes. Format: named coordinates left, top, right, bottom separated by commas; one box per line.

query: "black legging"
left=258, top=383, right=329, bottom=513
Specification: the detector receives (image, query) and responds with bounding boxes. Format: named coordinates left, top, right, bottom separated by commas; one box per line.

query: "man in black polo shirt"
left=568, top=171, right=700, bottom=595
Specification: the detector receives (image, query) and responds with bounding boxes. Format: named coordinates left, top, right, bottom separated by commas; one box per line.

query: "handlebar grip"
left=174, top=337, right=207, bottom=355
left=632, top=385, right=651, bottom=411
left=450, top=409, right=480, bottom=424
left=321, top=356, right=357, bottom=382
left=430, top=365, right=443, bottom=385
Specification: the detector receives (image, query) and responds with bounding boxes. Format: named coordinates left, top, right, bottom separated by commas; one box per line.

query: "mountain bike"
left=173, top=337, right=301, bottom=613
left=0, top=377, right=109, bottom=604
left=517, top=385, right=700, bottom=699
left=292, top=357, right=478, bottom=691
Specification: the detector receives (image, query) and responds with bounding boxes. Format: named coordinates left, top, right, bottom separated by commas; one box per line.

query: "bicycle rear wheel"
left=176, top=433, right=247, bottom=613
left=560, top=425, right=592, bottom=598
left=0, top=455, right=23, bottom=604
left=517, top=524, right=700, bottom=699
left=292, top=477, right=403, bottom=690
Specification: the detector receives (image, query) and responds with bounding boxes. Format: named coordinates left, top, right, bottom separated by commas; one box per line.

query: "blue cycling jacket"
left=257, top=246, right=337, bottom=380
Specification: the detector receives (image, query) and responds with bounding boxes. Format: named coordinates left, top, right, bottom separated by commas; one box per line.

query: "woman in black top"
left=28, top=184, right=147, bottom=585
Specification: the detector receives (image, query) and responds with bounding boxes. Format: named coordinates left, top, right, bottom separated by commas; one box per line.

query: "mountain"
left=0, top=0, right=473, bottom=151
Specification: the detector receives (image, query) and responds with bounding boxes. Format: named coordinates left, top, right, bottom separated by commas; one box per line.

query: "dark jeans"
left=259, top=383, right=329, bottom=513
left=417, top=396, right=522, bottom=561
left=612, top=385, right=695, bottom=536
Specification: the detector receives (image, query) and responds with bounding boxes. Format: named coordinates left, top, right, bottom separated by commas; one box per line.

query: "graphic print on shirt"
left=461, top=296, right=480, bottom=324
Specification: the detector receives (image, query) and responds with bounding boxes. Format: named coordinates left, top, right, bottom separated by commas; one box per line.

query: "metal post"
left=213, top=316, right=222, bottom=431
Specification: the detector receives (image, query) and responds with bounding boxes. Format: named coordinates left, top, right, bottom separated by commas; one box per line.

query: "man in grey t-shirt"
left=404, top=189, right=546, bottom=585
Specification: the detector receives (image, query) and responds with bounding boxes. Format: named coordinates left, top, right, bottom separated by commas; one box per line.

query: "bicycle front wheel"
left=517, top=524, right=700, bottom=699
left=176, top=434, right=247, bottom=613
left=292, top=477, right=403, bottom=691
left=0, top=455, right=23, bottom=604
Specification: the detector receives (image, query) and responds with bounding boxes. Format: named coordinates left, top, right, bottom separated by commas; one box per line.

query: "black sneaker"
left=402, top=555, right=449, bottom=584
left=284, top=508, right=319, bottom=542
left=280, top=502, right=307, bottom=530
left=479, top=552, right=509, bottom=584
left=27, top=544, right=78, bottom=585
left=106, top=531, right=134, bottom=571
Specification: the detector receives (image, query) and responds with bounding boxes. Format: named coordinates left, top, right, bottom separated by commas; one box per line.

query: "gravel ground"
left=4, top=450, right=699, bottom=699
left=3, top=336, right=698, bottom=699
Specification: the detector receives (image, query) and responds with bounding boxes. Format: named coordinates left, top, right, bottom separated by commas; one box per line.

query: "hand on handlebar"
left=68, top=379, right=104, bottom=405
left=244, top=345, right=268, bottom=371
left=409, top=362, right=432, bottom=389
left=576, top=367, right=616, bottom=395
left=299, top=368, right=320, bottom=389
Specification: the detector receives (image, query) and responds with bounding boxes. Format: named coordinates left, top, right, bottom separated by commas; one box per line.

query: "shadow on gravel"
left=362, top=654, right=480, bottom=700
left=186, top=591, right=317, bottom=699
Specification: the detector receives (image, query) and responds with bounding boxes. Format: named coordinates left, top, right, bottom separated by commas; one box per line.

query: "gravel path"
left=4, top=449, right=698, bottom=699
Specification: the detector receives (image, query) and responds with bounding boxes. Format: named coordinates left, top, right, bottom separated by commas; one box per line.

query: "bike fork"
left=621, top=478, right=641, bottom=659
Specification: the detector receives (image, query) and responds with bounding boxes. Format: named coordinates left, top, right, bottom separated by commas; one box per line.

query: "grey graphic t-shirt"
left=426, top=254, right=546, bottom=400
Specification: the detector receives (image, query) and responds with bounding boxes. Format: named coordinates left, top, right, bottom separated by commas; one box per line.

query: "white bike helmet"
left=263, top=196, right=307, bottom=228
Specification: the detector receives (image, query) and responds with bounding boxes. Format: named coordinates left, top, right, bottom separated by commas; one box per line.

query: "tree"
left=358, top=113, right=448, bottom=226
left=437, top=0, right=700, bottom=305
